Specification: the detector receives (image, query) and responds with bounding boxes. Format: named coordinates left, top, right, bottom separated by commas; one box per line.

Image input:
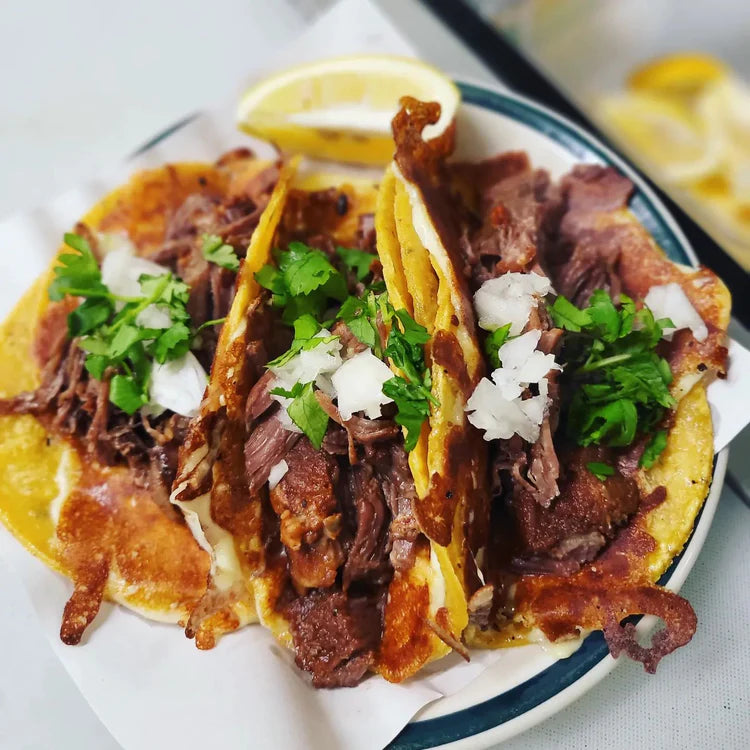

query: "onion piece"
left=100, top=235, right=173, bottom=329
left=331, top=348, right=394, bottom=420
left=644, top=282, right=708, bottom=342
left=149, top=351, right=208, bottom=418
left=474, top=272, right=552, bottom=334
left=268, top=460, right=289, bottom=490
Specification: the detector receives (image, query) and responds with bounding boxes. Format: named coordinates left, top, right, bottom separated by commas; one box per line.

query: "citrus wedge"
left=598, top=93, right=720, bottom=183
left=237, top=55, right=460, bottom=165
left=627, top=52, right=728, bottom=99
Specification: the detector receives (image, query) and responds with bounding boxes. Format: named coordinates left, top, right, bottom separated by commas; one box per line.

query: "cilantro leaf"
left=201, top=234, right=240, bottom=271
left=48, top=233, right=106, bottom=302
left=84, top=354, right=108, bottom=380
left=570, top=397, right=638, bottom=447
left=392, top=309, right=430, bottom=345
left=382, top=376, right=431, bottom=452
left=484, top=322, right=512, bottom=369
left=336, top=293, right=380, bottom=352
left=619, top=294, right=636, bottom=337
left=549, top=295, right=592, bottom=331
left=283, top=381, right=329, bottom=449
left=282, top=242, right=345, bottom=298
left=109, top=374, right=147, bottom=415
left=266, top=314, right=338, bottom=368
left=639, top=429, right=668, bottom=469
left=336, top=246, right=377, bottom=281
left=347, top=316, right=378, bottom=348
left=380, top=308, right=437, bottom=450
left=553, top=290, right=676, bottom=454
left=67, top=297, right=113, bottom=337
left=587, top=289, right=620, bottom=342
left=586, top=461, right=615, bottom=482
left=256, top=241, right=347, bottom=322
left=152, top=323, right=192, bottom=363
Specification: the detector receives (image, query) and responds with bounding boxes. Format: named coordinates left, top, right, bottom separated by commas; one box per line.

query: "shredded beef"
left=0, top=333, right=189, bottom=500
left=244, top=414, right=300, bottom=494
left=342, top=461, right=391, bottom=588
left=284, top=590, right=382, bottom=688
left=510, top=445, right=639, bottom=563
left=459, top=154, right=551, bottom=285
left=378, top=444, right=420, bottom=571
left=538, top=165, right=635, bottom=307
left=0, top=149, right=278, bottom=501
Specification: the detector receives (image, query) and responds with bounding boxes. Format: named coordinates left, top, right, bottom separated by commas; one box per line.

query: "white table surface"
left=0, top=1, right=747, bottom=748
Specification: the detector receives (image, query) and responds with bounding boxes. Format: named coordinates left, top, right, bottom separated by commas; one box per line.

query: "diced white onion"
left=269, top=331, right=342, bottom=388
left=498, top=330, right=562, bottom=383
left=331, top=348, right=395, bottom=420
left=466, top=330, right=560, bottom=445
left=148, top=351, right=208, bottom=418
left=466, top=377, right=545, bottom=443
left=474, top=272, right=552, bottom=334
left=268, top=460, right=289, bottom=490
left=644, top=282, right=708, bottom=342
left=100, top=235, right=173, bottom=329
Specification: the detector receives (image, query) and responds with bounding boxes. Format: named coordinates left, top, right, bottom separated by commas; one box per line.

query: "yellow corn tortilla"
left=0, top=157, right=273, bottom=632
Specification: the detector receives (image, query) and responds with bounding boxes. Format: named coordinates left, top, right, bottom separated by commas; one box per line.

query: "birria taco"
left=171, top=153, right=484, bottom=686
left=389, top=98, right=730, bottom=671
left=0, top=149, right=281, bottom=643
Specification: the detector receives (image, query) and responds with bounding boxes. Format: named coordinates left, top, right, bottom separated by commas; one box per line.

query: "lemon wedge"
left=237, top=55, right=460, bottom=165
left=598, top=94, right=721, bottom=183
left=627, top=53, right=728, bottom=99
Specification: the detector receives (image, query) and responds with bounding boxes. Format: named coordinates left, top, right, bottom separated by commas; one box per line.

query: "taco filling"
left=0, top=149, right=279, bottom=642
left=453, top=152, right=729, bottom=670
left=171, top=175, right=463, bottom=687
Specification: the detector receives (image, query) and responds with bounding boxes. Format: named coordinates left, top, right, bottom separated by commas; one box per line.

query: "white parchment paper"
left=0, top=2, right=748, bottom=749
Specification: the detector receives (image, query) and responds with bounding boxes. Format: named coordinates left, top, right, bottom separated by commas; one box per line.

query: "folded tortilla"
left=387, top=98, right=730, bottom=671
left=0, top=152, right=278, bottom=643
left=172, top=160, right=472, bottom=684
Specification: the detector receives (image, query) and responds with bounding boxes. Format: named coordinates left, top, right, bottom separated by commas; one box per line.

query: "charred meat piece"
left=509, top=445, right=640, bottom=566
left=269, top=438, right=345, bottom=590
left=284, top=590, right=383, bottom=688
left=342, top=461, right=391, bottom=588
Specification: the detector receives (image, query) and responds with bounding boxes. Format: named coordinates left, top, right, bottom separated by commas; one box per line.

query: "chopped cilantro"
left=258, top=240, right=437, bottom=453
left=109, top=373, right=148, bottom=415
left=551, top=290, right=676, bottom=452
left=382, top=308, right=438, bottom=452
left=484, top=322, right=512, bottom=369
left=255, top=241, right=347, bottom=323
left=639, top=429, right=668, bottom=469
left=549, top=295, right=592, bottom=331
left=381, top=376, right=432, bottom=452
left=267, top=314, right=338, bottom=368
left=586, top=461, right=615, bottom=482
left=201, top=234, right=239, bottom=271
left=336, top=291, right=383, bottom=355
left=48, top=233, right=109, bottom=302
left=47, top=232, right=207, bottom=416
left=270, top=381, right=329, bottom=449
left=335, top=246, right=377, bottom=282
left=336, top=294, right=436, bottom=451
